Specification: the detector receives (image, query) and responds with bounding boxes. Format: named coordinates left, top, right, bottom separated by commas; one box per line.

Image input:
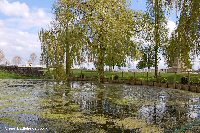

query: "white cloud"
left=2, top=11, right=51, bottom=31
left=20, top=8, right=51, bottom=29
left=0, top=0, right=51, bottom=65
left=0, top=20, right=4, bottom=27
left=0, top=0, right=30, bottom=17
left=0, top=0, right=51, bottom=29
left=0, top=26, right=41, bottom=62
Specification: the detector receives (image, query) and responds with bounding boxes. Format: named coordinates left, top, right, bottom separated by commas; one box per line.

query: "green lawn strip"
left=71, top=69, right=200, bottom=84
left=0, top=70, right=40, bottom=79
left=2, top=68, right=199, bottom=84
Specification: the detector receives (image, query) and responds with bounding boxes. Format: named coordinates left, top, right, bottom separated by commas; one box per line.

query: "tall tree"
left=39, top=0, right=145, bottom=82
left=39, top=29, right=50, bottom=69
left=134, top=13, right=157, bottom=70
left=146, top=0, right=169, bottom=78
left=80, top=0, right=136, bottom=82
left=39, top=27, right=68, bottom=80
left=39, top=0, right=86, bottom=80
left=164, top=0, right=200, bottom=70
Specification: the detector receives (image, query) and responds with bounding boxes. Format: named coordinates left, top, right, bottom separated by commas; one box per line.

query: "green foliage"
left=80, top=0, right=138, bottom=82
left=39, top=0, right=139, bottom=82
left=38, top=0, right=200, bottom=82
left=137, top=45, right=155, bottom=69
left=160, top=77, right=167, bottom=83
left=146, top=0, right=169, bottom=78
left=164, top=0, right=200, bottom=70
left=39, top=0, right=86, bottom=80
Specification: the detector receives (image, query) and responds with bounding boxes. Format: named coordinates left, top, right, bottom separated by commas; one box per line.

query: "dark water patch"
left=7, top=84, right=34, bottom=88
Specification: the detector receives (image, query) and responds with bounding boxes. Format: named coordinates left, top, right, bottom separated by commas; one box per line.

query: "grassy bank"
left=1, top=68, right=200, bottom=84
left=71, top=69, right=200, bottom=84
left=0, top=70, right=40, bottom=79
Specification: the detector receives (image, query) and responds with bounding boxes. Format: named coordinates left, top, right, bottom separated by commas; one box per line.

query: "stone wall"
left=0, top=65, right=44, bottom=77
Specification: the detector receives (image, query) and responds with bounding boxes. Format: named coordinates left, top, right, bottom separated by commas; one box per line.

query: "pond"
left=0, top=79, right=200, bottom=133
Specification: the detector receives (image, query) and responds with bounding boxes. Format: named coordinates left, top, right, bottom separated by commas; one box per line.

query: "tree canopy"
left=39, top=0, right=200, bottom=81
left=39, top=0, right=139, bottom=82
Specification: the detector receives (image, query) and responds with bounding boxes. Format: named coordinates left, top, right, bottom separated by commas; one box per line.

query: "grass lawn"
left=71, top=69, right=200, bottom=84
left=1, top=68, right=200, bottom=84
left=0, top=70, right=40, bottom=79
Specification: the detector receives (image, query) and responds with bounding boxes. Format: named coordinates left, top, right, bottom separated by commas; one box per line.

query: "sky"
left=0, top=0, right=54, bottom=65
left=0, top=0, right=180, bottom=68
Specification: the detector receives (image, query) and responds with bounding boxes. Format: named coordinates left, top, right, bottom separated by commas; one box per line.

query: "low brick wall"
left=0, top=66, right=44, bottom=77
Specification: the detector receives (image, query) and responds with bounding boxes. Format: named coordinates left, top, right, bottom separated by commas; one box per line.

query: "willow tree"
left=146, top=0, right=170, bottom=78
left=39, top=29, right=51, bottom=70
left=39, top=0, right=86, bottom=80
left=165, top=0, right=200, bottom=70
left=104, top=11, right=148, bottom=71
left=77, top=0, right=136, bottom=82
left=104, top=32, right=138, bottom=71
left=134, top=13, right=158, bottom=70
left=39, top=28, right=65, bottom=79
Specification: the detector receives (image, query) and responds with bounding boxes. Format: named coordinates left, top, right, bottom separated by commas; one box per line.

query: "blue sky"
left=0, top=0, right=182, bottom=68
left=11, top=0, right=54, bottom=10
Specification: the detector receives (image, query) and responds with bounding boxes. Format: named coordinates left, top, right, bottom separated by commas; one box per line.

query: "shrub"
left=129, top=76, right=134, bottom=80
left=112, top=75, right=119, bottom=80
left=181, top=77, right=188, bottom=84
left=160, top=77, right=167, bottom=83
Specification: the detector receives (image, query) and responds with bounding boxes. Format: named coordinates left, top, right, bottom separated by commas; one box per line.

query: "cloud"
left=0, top=0, right=51, bottom=30
left=0, top=20, right=4, bottom=27
left=0, top=0, right=51, bottom=65
left=0, top=25, right=40, bottom=62
left=0, top=0, right=30, bottom=17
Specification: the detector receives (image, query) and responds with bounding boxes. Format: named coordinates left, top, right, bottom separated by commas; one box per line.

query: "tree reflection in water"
left=0, top=80, right=200, bottom=132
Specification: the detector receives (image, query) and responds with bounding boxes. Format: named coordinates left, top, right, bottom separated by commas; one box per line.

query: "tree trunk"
left=65, top=45, right=70, bottom=78
left=154, top=0, right=160, bottom=80
left=147, top=53, right=150, bottom=70
left=154, top=46, right=158, bottom=78
left=65, top=30, right=71, bottom=79
left=112, top=57, right=114, bottom=70
left=98, top=45, right=104, bottom=83
left=97, top=28, right=105, bottom=83
left=109, top=66, right=112, bottom=71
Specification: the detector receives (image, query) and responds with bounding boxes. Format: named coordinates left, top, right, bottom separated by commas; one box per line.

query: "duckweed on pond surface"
left=0, top=79, right=200, bottom=132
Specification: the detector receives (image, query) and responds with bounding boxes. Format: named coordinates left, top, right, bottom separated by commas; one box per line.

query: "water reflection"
left=0, top=80, right=200, bottom=132
left=188, top=97, right=200, bottom=119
